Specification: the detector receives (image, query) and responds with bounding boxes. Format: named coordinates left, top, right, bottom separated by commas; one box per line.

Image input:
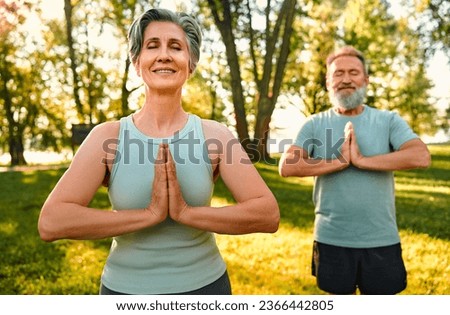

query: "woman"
left=38, top=8, right=279, bottom=295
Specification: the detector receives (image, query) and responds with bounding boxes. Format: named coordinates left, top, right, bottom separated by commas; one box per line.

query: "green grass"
left=0, top=145, right=448, bottom=294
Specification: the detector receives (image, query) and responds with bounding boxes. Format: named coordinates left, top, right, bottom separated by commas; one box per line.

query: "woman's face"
left=134, top=21, right=191, bottom=93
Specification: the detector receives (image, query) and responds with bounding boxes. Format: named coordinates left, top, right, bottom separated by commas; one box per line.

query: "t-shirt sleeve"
left=389, top=112, right=419, bottom=151
left=294, top=118, right=315, bottom=156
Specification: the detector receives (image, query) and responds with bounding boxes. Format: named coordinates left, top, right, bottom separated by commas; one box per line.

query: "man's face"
left=326, top=56, right=369, bottom=110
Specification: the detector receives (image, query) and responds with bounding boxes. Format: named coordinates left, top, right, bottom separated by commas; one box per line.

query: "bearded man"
left=279, top=46, right=431, bottom=294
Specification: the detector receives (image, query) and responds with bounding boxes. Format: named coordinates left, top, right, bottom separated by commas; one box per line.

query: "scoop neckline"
left=126, top=114, right=195, bottom=144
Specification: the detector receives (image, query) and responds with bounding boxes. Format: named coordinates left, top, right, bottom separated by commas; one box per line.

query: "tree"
left=64, top=0, right=84, bottom=121
left=341, top=0, right=436, bottom=133
left=63, top=0, right=114, bottom=124
left=204, top=0, right=297, bottom=161
left=403, top=0, right=450, bottom=59
left=285, top=0, right=345, bottom=117
left=0, top=1, right=67, bottom=165
left=0, top=0, right=30, bottom=165
left=104, top=0, right=153, bottom=118
left=397, top=62, right=437, bottom=135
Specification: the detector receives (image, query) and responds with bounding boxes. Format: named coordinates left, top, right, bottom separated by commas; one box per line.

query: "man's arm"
left=279, top=140, right=350, bottom=178
left=350, top=127, right=431, bottom=171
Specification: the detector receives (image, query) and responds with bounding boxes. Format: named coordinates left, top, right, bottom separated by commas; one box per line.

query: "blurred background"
left=0, top=0, right=449, bottom=295
left=0, top=0, right=448, bottom=166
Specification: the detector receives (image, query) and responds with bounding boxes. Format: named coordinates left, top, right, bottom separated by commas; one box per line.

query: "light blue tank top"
left=101, top=114, right=227, bottom=294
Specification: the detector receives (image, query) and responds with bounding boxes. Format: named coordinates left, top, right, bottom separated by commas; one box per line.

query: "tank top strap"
left=190, top=115, right=213, bottom=178
left=108, top=116, right=129, bottom=186
left=191, top=115, right=206, bottom=143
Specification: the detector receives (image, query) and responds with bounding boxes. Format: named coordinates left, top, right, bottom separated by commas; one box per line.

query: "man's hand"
left=345, top=122, right=364, bottom=168
left=145, top=143, right=169, bottom=224
left=340, top=122, right=352, bottom=166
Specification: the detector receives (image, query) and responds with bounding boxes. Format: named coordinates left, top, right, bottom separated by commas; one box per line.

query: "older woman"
left=38, top=8, right=279, bottom=295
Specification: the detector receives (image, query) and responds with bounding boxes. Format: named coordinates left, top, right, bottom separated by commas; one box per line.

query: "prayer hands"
left=343, top=122, right=364, bottom=167
left=145, top=143, right=189, bottom=224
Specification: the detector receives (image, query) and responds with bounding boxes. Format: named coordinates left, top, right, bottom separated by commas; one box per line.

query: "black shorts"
left=312, top=241, right=407, bottom=295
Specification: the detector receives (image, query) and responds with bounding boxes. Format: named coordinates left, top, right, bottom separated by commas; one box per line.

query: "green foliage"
left=0, top=4, right=70, bottom=164
left=286, top=0, right=342, bottom=116
left=405, top=0, right=450, bottom=58
left=1, top=0, right=445, bottom=165
left=339, top=0, right=437, bottom=135
left=0, top=145, right=449, bottom=294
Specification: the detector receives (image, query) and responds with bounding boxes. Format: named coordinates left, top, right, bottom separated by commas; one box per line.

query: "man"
left=279, top=46, right=431, bottom=294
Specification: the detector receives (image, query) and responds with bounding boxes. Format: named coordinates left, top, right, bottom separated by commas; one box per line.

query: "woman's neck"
left=132, top=93, right=188, bottom=138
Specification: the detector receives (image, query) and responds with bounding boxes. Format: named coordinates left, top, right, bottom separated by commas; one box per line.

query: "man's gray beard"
left=330, top=85, right=367, bottom=110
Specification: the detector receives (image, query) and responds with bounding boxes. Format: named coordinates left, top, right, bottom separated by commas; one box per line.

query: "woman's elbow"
left=37, top=206, right=61, bottom=242
left=263, top=198, right=280, bottom=233
left=38, top=220, right=57, bottom=242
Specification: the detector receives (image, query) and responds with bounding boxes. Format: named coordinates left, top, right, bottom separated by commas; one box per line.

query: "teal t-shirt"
left=101, top=114, right=226, bottom=294
left=294, top=105, right=418, bottom=248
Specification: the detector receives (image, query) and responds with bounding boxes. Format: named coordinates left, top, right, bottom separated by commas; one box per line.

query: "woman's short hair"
left=128, top=8, right=202, bottom=73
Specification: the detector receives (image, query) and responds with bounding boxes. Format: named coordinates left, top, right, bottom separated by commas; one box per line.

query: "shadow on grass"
left=0, top=170, right=65, bottom=293
left=0, top=169, right=111, bottom=294
left=396, top=189, right=450, bottom=241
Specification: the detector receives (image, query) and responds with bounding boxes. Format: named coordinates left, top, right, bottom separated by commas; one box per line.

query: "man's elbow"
left=418, top=149, right=432, bottom=169
left=278, top=158, right=295, bottom=177
left=278, top=164, right=289, bottom=177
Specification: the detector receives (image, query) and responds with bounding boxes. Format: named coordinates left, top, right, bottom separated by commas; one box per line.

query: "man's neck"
left=334, top=104, right=364, bottom=116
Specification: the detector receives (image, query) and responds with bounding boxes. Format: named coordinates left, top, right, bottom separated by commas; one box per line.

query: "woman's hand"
left=145, top=143, right=169, bottom=223
left=145, top=144, right=189, bottom=224
left=166, top=146, right=190, bottom=223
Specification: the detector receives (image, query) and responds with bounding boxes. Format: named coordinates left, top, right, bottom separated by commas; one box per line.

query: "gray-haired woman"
left=38, top=8, right=279, bottom=295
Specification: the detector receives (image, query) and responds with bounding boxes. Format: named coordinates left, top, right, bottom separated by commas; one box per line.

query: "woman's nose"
left=157, top=47, right=172, bottom=62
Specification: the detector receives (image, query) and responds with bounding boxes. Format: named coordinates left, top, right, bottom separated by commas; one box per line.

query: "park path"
left=0, top=164, right=68, bottom=173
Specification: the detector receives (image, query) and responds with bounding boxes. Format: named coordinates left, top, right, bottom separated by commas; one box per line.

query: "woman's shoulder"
left=200, top=119, right=235, bottom=141
left=89, top=120, right=121, bottom=140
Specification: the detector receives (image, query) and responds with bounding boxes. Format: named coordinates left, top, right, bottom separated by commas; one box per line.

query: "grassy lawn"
left=0, top=145, right=448, bottom=295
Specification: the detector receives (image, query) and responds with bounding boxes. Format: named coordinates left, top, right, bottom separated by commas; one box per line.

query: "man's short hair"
left=326, top=46, right=368, bottom=75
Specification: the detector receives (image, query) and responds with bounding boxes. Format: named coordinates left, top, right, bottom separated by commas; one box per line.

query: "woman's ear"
left=134, top=59, right=141, bottom=77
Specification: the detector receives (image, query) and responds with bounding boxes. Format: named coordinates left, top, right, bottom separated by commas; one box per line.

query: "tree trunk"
left=121, top=57, right=131, bottom=117
left=9, top=136, right=27, bottom=166
left=254, top=96, right=275, bottom=162
left=64, top=0, right=84, bottom=121
left=207, top=0, right=251, bottom=152
left=207, top=0, right=297, bottom=160
left=253, top=0, right=297, bottom=161
left=0, top=67, right=27, bottom=166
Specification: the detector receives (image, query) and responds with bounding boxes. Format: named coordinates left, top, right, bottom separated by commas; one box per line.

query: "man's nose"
left=341, top=72, right=352, bottom=83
